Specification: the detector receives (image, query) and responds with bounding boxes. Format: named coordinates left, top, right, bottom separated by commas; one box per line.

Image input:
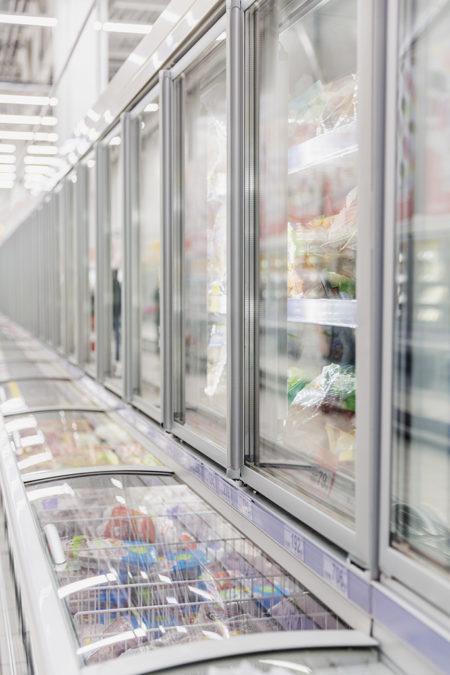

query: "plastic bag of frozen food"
left=291, top=363, right=355, bottom=413
left=284, top=363, right=355, bottom=468
left=86, top=616, right=140, bottom=664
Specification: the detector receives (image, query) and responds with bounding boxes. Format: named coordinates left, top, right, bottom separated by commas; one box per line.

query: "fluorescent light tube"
left=0, top=143, right=15, bottom=153
left=0, top=13, right=57, bottom=27
left=0, top=131, right=58, bottom=141
left=0, top=94, right=57, bottom=106
left=0, top=113, right=57, bottom=126
left=0, top=155, right=15, bottom=164
left=24, top=155, right=62, bottom=165
left=26, top=144, right=58, bottom=155
left=94, top=21, right=152, bottom=34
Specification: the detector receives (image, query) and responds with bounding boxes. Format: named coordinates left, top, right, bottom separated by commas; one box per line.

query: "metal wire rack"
left=33, top=483, right=347, bottom=665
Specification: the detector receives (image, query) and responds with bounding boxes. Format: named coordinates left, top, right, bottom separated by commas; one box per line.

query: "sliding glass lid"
left=1, top=359, right=68, bottom=380
left=0, top=378, right=103, bottom=415
left=28, top=474, right=348, bottom=667
left=5, top=411, right=162, bottom=476
left=163, top=647, right=393, bottom=674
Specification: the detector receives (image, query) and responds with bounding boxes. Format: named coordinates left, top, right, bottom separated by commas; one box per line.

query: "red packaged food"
left=104, top=505, right=155, bottom=543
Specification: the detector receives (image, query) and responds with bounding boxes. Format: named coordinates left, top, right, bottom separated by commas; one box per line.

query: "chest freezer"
left=0, top=459, right=383, bottom=675
left=4, top=409, right=163, bottom=477
left=0, top=359, right=68, bottom=380
left=0, top=377, right=106, bottom=416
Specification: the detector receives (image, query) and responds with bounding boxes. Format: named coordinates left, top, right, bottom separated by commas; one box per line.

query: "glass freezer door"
left=86, top=154, right=97, bottom=371
left=105, top=132, right=124, bottom=388
left=247, top=0, right=358, bottom=526
left=175, top=39, right=228, bottom=452
left=135, top=97, right=161, bottom=411
left=27, top=472, right=348, bottom=668
left=389, top=0, right=450, bottom=580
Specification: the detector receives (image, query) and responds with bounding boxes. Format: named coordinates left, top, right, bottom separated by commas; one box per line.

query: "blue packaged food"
left=252, top=583, right=288, bottom=611
left=168, top=549, right=207, bottom=576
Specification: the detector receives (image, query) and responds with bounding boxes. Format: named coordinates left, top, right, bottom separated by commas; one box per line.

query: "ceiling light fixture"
left=0, top=143, right=15, bottom=153
left=0, top=94, right=57, bottom=106
left=24, top=155, right=62, bottom=166
left=94, top=21, right=152, bottom=35
left=109, top=136, right=121, bottom=146
left=0, top=12, right=57, bottom=27
left=0, top=114, right=57, bottom=126
left=0, top=155, right=15, bottom=164
left=0, top=165, right=15, bottom=173
left=27, top=144, right=58, bottom=155
left=144, top=103, right=159, bottom=113
left=0, top=131, right=58, bottom=141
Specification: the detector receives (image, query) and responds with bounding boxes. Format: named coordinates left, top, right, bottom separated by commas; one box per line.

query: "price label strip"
left=283, top=526, right=305, bottom=562
left=323, top=555, right=349, bottom=597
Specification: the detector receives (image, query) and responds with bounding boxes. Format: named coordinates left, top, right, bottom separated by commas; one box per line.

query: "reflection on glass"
left=107, top=137, right=123, bottom=382
left=179, top=42, right=227, bottom=448
left=138, top=99, right=161, bottom=408
left=28, top=474, right=345, bottom=665
left=87, top=157, right=96, bottom=367
left=248, top=0, right=358, bottom=525
left=7, top=411, right=161, bottom=475
left=391, top=0, right=450, bottom=577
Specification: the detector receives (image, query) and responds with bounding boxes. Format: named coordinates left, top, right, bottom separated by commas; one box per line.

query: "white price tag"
left=204, top=470, right=217, bottom=493
left=308, top=465, right=336, bottom=496
left=323, top=556, right=348, bottom=596
left=237, top=494, right=252, bottom=519
left=283, top=527, right=304, bottom=561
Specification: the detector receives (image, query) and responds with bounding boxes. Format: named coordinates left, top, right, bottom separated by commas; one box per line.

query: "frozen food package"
left=28, top=474, right=347, bottom=666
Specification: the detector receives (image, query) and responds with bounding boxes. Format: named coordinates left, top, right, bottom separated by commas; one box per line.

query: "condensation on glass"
left=390, top=0, right=450, bottom=578
left=87, top=155, right=97, bottom=368
left=247, top=0, right=358, bottom=525
left=137, top=98, right=161, bottom=409
left=176, top=41, right=227, bottom=449
left=107, top=134, right=123, bottom=383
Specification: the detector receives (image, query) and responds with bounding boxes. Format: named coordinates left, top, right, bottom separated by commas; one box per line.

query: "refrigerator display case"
left=0, top=377, right=104, bottom=416
left=244, top=0, right=358, bottom=528
left=5, top=410, right=162, bottom=477
left=131, top=90, right=162, bottom=416
left=173, top=24, right=228, bottom=460
left=0, top=456, right=379, bottom=675
left=86, top=153, right=97, bottom=373
left=380, top=0, right=450, bottom=612
left=1, top=359, right=69, bottom=380
left=103, top=127, right=124, bottom=390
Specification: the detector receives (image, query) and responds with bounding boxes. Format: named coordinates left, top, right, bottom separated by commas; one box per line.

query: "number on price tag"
left=283, top=527, right=304, bottom=561
left=237, top=495, right=252, bottom=519
left=308, top=465, right=335, bottom=496
left=323, top=556, right=348, bottom=596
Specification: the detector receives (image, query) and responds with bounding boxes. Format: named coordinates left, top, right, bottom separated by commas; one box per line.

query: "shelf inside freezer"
left=27, top=473, right=348, bottom=668
left=0, top=378, right=104, bottom=416
left=5, top=410, right=162, bottom=476
left=288, top=121, right=357, bottom=175
left=287, top=298, right=356, bottom=328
